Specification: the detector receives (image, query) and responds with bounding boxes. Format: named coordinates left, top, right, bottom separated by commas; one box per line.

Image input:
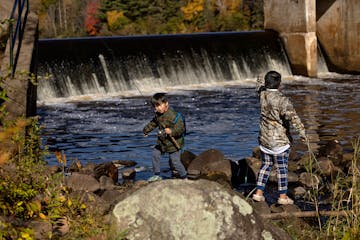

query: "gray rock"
left=181, top=150, right=197, bottom=169
left=111, top=179, right=290, bottom=240
left=291, top=186, right=307, bottom=198
left=27, top=220, right=52, bottom=240
left=101, top=189, right=125, bottom=205
left=70, top=190, right=111, bottom=215
left=66, top=172, right=100, bottom=192
left=121, top=168, right=136, bottom=180
left=52, top=217, right=70, bottom=237
left=99, top=175, right=117, bottom=190
left=187, top=149, right=232, bottom=184
left=299, top=172, right=320, bottom=189
left=317, top=157, right=335, bottom=177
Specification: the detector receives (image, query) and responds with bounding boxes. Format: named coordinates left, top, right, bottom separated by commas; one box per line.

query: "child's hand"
left=300, top=136, right=307, bottom=143
left=144, top=133, right=148, bottom=137
left=164, top=128, right=172, bottom=135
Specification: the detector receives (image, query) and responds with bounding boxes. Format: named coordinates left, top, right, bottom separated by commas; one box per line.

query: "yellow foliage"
left=20, top=232, right=32, bottom=240
left=181, top=0, right=204, bottom=21
left=27, top=200, right=42, bottom=218
left=106, top=10, right=126, bottom=29
left=67, top=199, right=72, bottom=207
left=57, top=195, right=66, bottom=203
left=39, top=213, right=47, bottom=220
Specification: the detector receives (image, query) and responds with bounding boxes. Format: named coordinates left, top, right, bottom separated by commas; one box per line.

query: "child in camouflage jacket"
left=252, top=71, right=307, bottom=205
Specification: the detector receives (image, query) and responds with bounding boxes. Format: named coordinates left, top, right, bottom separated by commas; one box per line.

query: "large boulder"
left=187, top=149, right=232, bottom=185
left=111, top=179, right=290, bottom=240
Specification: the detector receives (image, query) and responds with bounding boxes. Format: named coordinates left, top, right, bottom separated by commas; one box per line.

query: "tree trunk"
left=261, top=210, right=351, bottom=220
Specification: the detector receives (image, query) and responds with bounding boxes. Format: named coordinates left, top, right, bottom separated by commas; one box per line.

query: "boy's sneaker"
left=277, top=197, right=294, bottom=205
left=148, top=175, right=162, bottom=182
left=252, top=194, right=265, bottom=202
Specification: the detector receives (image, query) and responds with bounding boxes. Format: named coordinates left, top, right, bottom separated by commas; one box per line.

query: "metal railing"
left=9, top=0, right=29, bottom=78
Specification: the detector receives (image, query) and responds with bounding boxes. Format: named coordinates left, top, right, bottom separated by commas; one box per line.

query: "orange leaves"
left=85, top=0, right=101, bottom=36
left=0, top=119, right=28, bottom=142
left=0, top=118, right=29, bottom=165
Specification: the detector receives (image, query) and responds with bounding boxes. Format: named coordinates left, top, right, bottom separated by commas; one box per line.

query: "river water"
left=37, top=74, right=360, bottom=181
left=36, top=32, right=360, bottom=181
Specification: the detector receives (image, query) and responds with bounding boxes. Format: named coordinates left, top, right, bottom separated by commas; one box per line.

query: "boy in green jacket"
left=143, top=93, right=187, bottom=180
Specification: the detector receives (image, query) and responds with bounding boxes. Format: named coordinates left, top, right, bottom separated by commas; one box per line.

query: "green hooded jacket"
left=143, top=107, right=185, bottom=153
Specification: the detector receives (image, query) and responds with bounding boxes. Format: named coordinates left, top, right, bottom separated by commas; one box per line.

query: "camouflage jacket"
left=143, top=107, right=185, bottom=153
left=256, top=77, right=306, bottom=149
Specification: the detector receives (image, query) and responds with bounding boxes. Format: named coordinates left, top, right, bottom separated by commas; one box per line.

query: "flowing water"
left=37, top=32, right=360, bottom=181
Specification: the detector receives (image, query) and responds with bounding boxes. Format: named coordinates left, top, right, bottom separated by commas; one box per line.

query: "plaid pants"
left=255, top=149, right=290, bottom=194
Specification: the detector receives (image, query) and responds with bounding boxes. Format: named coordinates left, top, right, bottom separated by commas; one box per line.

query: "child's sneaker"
left=148, top=175, right=162, bottom=182
left=277, top=197, right=294, bottom=205
left=252, top=194, right=265, bottom=202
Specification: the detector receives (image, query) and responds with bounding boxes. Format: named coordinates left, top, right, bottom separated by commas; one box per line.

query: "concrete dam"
left=0, top=0, right=359, bottom=118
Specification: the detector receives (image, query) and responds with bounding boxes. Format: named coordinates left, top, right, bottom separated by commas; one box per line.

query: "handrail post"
left=8, top=0, right=30, bottom=78
left=9, top=20, right=14, bottom=77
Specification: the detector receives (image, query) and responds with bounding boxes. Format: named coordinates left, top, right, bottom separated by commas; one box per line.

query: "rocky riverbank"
left=18, top=139, right=356, bottom=239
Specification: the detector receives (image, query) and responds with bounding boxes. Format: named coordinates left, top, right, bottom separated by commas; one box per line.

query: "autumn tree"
left=85, top=0, right=101, bottom=35
left=38, top=0, right=88, bottom=38
left=181, top=0, right=206, bottom=32
left=37, top=0, right=264, bottom=37
left=99, top=0, right=185, bottom=35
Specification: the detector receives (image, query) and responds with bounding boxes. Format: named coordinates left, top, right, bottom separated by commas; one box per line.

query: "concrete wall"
left=264, top=0, right=317, bottom=77
left=317, top=0, right=360, bottom=73
left=0, top=0, right=38, bottom=120
left=0, top=0, right=13, bottom=66
left=265, top=0, right=360, bottom=76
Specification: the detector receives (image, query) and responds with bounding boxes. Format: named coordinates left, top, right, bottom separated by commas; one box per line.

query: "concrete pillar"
left=264, top=0, right=317, bottom=77
left=317, top=0, right=360, bottom=73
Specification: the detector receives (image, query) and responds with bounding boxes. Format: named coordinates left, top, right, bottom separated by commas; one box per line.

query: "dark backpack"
left=173, top=112, right=186, bottom=137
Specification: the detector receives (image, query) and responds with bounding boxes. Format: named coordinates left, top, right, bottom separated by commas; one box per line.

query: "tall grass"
left=323, top=137, right=360, bottom=239
left=276, top=137, right=360, bottom=239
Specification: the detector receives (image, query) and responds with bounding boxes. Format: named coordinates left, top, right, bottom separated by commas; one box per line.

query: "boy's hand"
left=164, top=128, right=172, bottom=135
left=300, top=135, right=307, bottom=143
left=144, top=134, right=148, bottom=137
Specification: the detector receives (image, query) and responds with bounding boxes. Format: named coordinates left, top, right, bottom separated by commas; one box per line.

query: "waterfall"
left=317, top=43, right=330, bottom=76
left=37, top=31, right=292, bottom=101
